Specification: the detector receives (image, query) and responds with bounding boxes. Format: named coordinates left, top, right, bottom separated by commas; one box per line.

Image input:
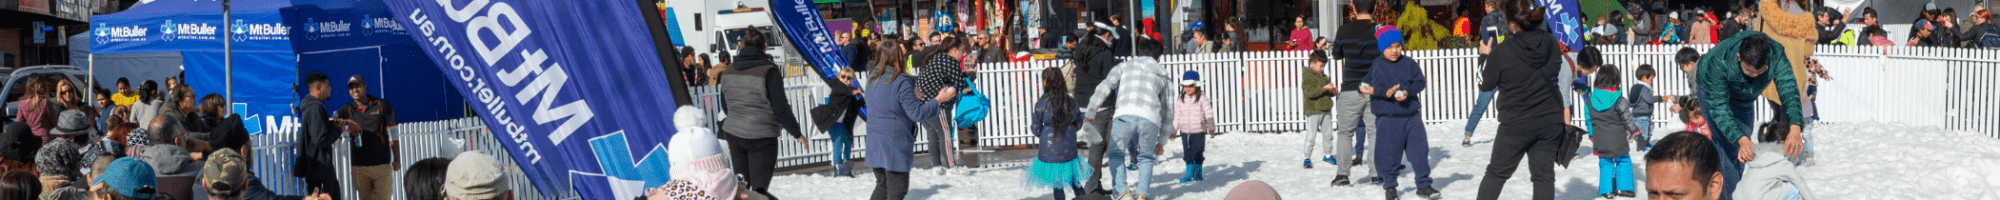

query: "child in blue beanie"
left=1360, top=29, right=1440, bottom=200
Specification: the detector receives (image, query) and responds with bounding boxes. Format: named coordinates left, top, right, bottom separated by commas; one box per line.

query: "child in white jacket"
left=1736, top=122, right=1815, bottom=200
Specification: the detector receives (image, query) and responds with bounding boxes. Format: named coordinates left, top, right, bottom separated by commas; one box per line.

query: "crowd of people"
left=1566, top=0, right=2000, bottom=48
left=639, top=0, right=1846, bottom=200
left=0, top=69, right=536, bottom=200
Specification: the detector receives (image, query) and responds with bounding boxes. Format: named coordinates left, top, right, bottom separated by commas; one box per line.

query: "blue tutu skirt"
left=1023, top=159, right=1093, bottom=189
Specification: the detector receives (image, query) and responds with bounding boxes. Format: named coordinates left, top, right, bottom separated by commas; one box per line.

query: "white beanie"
left=670, top=106, right=723, bottom=167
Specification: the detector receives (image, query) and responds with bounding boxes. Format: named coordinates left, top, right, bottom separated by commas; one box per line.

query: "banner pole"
left=224, top=0, right=234, bottom=103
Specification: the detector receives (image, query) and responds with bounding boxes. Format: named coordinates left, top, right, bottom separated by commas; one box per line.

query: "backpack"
left=1979, top=26, right=2000, bottom=48
left=954, top=77, right=990, bottom=127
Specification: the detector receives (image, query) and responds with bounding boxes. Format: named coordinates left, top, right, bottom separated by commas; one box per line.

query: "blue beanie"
left=1378, top=29, right=1405, bottom=53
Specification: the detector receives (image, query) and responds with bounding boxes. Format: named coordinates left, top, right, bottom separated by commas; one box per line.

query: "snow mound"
left=768, top=122, right=2000, bottom=199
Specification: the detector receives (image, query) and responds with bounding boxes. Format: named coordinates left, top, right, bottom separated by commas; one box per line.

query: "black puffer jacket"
left=1072, top=36, right=1119, bottom=106
left=1480, top=29, right=1566, bottom=126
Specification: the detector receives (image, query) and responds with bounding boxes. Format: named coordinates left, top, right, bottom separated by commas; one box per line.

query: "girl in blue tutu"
left=1025, top=67, right=1091, bottom=200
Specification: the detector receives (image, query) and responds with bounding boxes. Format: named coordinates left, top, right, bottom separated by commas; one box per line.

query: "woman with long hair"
left=915, top=35, right=972, bottom=175
left=16, top=76, right=54, bottom=142
left=1024, top=67, right=1088, bottom=200
left=864, top=39, right=956, bottom=200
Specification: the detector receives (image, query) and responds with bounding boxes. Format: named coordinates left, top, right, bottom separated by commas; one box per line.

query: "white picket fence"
left=241, top=44, right=1997, bottom=200
left=250, top=118, right=575, bottom=200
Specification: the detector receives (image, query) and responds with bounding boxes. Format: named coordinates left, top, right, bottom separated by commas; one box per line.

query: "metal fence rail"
left=247, top=44, right=2000, bottom=199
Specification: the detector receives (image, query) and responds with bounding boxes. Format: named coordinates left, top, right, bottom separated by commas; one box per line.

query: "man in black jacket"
left=1072, top=24, right=1121, bottom=195
left=293, top=72, right=342, bottom=200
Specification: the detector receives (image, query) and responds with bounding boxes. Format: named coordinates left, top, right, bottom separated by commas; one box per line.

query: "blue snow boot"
left=1304, top=159, right=1315, bottom=168
left=1323, top=156, right=1340, bottom=165
left=1193, top=165, right=1205, bottom=181
left=1180, top=164, right=1197, bottom=183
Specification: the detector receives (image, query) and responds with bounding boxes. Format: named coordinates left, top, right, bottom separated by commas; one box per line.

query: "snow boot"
left=1417, top=187, right=1441, bottom=200
left=1303, top=159, right=1314, bottom=168
left=1193, top=165, right=1205, bottom=181
left=833, top=162, right=854, bottom=177
left=1323, top=156, right=1340, bottom=165
left=1179, top=164, right=1197, bottom=183
left=1462, top=139, right=1472, bottom=147
left=1616, top=191, right=1637, bottom=197
left=1384, top=188, right=1399, bottom=200
left=1332, top=175, right=1353, bottom=186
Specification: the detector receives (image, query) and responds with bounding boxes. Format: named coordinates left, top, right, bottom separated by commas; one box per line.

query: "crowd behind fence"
left=243, top=44, right=1999, bottom=199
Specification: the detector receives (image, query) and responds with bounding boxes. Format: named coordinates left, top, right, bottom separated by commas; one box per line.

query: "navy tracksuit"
left=1365, top=56, right=1432, bottom=189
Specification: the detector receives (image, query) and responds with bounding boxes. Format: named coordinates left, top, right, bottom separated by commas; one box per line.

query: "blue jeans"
left=1597, top=155, right=1634, bottom=195
left=1712, top=138, right=1744, bottom=200
left=1633, top=116, right=1653, bottom=149
left=1465, top=90, right=1497, bottom=137
left=829, top=123, right=854, bottom=165
left=1107, top=116, right=1161, bottom=196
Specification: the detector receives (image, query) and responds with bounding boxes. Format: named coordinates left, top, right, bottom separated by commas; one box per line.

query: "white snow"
left=768, top=122, right=2000, bottom=200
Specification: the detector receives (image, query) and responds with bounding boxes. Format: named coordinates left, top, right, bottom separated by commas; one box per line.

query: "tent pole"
left=88, top=54, right=94, bottom=100
left=224, top=0, right=234, bottom=104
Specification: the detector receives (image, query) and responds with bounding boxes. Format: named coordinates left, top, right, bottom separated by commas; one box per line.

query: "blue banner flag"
left=382, top=0, right=682, bottom=199
left=1540, top=0, right=1584, bottom=51
left=773, top=0, right=850, bottom=79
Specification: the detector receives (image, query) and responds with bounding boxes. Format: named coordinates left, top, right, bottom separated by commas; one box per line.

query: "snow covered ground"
left=768, top=122, right=2000, bottom=200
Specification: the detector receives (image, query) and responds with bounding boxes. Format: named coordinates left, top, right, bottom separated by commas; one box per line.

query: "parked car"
left=3, top=65, right=94, bottom=123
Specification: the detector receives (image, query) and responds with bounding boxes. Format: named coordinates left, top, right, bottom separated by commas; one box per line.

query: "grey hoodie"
left=141, top=145, right=203, bottom=200
left=1734, top=143, right=1816, bottom=200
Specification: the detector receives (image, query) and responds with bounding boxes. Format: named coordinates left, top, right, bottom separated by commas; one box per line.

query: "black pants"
left=724, top=132, right=779, bottom=195
left=870, top=168, right=910, bottom=200
left=1083, top=105, right=1115, bottom=191
left=1475, top=123, right=1562, bottom=200
left=302, top=166, right=342, bottom=200
left=1183, top=132, right=1206, bottom=164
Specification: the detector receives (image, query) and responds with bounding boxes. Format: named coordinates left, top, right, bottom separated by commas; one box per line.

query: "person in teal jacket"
left=1694, top=32, right=1807, bottom=200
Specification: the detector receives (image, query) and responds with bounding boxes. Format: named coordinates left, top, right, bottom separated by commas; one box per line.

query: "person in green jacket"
left=1300, top=50, right=1338, bottom=169
left=1694, top=32, right=1807, bottom=200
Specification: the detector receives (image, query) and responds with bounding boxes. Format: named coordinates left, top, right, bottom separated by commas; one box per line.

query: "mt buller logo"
left=160, top=20, right=178, bottom=41
left=96, top=22, right=150, bottom=44
left=233, top=19, right=290, bottom=42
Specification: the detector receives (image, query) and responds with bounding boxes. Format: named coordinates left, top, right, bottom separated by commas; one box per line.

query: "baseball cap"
left=1181, top=71, right=1201, bottom=86
left=0, top=122, right=41, bottom=162
left=203, top=149, right=248, bottom=197
left=348, top=75, right=367, bottom=88
left=35, top=138, right=83, bottom=178
left=94, top=157, right=158, bottom=199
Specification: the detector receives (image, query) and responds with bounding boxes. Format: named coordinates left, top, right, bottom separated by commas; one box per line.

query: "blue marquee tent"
left=86, top=0, right=463, bottom=195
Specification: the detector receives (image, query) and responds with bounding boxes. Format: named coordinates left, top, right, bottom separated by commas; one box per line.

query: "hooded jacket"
left=1072, top=36, right=1120, bottom=105
left=1734, top=143, right=1817, bottom=200
left=1589, top=87, right=1634, bottom=157
left=1480, top=29, right=1567, bottom=126
left=141, top=145, right=201, bottom=200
